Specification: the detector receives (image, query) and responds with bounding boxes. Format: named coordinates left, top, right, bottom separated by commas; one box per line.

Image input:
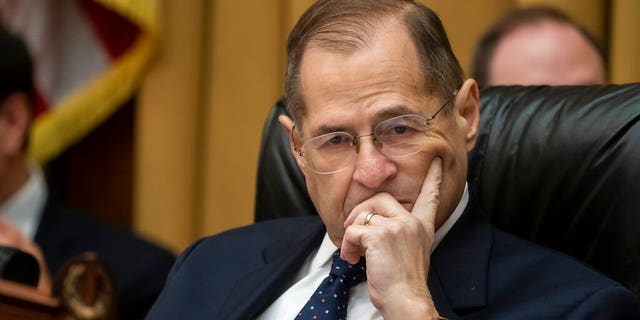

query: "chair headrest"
left=255, top=98, right=318, bottom=222
left=470, top=84, right=640, bottom=294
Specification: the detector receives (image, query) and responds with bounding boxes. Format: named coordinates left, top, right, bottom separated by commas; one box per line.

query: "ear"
left=0, top=93, right=31, bottom=156
left=453, top=79, right=480, bottom=151
left=278, top=114, right=308, bottom=173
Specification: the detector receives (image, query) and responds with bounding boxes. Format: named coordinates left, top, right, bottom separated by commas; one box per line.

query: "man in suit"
left=147, top=0, right=640, bottom=318
left=471, top=6, right=605, bottom=87
left=0, top=27, right=174, bottom=319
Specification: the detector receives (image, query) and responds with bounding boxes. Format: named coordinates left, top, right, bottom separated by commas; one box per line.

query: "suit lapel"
left=220, top=217, right=325, bottom=320
left=219, top=200, right=494, bottom=318
left=429, top=198, right=493, bottom=315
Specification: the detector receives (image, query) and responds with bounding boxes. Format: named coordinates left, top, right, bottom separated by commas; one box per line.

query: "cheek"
left=424, top=120, right=468, bottom=168
left=305, top=172, right=352, bottom=217
left=421, top=134, right=456, bottom=163
left=418, top=134, right=466, bottom=191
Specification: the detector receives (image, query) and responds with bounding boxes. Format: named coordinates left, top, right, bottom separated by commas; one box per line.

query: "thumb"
left=411, top=157, right=442, bottom=227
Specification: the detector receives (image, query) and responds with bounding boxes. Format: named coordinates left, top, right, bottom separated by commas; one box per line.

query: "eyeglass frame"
left=290, top=90, right=458, bottom=174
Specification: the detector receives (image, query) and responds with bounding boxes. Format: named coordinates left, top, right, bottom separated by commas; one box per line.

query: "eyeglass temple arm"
left=427, top=89, right=459, bottom=122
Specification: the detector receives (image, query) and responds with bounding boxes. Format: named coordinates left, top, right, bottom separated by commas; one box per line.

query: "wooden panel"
left=609, top=0, right=640, bottom=83
left=424, top=0, right=515, bottom=76
left=284, top=0, right=316, bottom=33
left=517, top=0, right=606, bottom=44
left=200, top=0, right=284, bottom=237
left=135, top=0, right=205, bottom=252
left=47, top=99, right=133, bottom=230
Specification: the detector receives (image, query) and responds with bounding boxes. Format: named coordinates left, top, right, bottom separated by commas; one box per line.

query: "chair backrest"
left=254, top=84, right=640, bottom=296
left=255, top=98, right=318, bottom=221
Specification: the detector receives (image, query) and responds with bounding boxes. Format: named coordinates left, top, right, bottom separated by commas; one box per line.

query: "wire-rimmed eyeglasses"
left=292, top=91, right=457, bottom=174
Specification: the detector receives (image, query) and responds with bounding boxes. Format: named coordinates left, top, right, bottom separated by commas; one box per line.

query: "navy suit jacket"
left=147, top=201, right=640, bottom=319
left=35, top=199, right=175, bottom=320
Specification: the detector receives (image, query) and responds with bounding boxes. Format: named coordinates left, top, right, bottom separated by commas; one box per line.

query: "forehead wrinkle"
left=300, top=65, right=430, bottom=137
left=309, top=57, right=416, bottom=91
left=310, top=69, right=423, bottom=115
left=301, top=43, right=422, bottom=107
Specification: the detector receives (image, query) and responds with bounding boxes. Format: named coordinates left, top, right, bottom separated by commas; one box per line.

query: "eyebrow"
left=315, top=124, right=349, bottom=136
left=372, top=105, right=420, bottom=122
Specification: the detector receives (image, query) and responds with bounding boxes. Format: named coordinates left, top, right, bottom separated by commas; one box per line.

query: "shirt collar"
left=312, top=182, right=469, bottom=268
left=433, top=182, right=469, bottom=250
left=0, top=162, right=48, bottom=239
left=310, top=233, right=338, bottom=271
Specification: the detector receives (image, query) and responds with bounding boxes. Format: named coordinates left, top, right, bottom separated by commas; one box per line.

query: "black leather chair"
left=255, top=84, right=640, bottom=297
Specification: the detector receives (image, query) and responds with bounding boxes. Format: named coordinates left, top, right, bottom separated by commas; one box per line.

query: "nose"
left=352, top=136, right=398, bottom=189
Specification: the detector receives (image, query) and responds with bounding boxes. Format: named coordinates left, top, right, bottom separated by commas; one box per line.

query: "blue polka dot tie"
left=296, top=250, right=367, bottom=320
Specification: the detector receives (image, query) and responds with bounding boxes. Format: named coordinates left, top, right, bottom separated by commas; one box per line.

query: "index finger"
left=411, top=157, right=442, bottom=225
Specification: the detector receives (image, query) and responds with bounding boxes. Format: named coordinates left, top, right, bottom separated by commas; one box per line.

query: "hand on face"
left=0, top=217, right=51, bottom=295
left=341, top=157, right=442, bottom=318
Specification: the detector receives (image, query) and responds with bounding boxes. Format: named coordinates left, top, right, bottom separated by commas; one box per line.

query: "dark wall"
left=46, top=99, right=134, bottom=229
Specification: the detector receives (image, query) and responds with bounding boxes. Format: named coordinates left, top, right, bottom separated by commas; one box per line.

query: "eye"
left=328, top=135, right=344, bottom=144
left=392, top=125, right=409, bottom=135
left=375, top=115, right=429, bottom=145
left=378, top=120, right=418, bottom=137
left=309, top=132, right=353, bottom=150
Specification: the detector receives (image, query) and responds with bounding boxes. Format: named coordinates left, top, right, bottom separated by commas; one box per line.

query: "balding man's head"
left=471, top=6, right=605, bottom=87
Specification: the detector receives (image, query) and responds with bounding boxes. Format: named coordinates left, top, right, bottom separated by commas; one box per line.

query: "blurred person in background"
left=471, top=6, right=605, bottom=87
left=0, top=27, right=174, bottom=319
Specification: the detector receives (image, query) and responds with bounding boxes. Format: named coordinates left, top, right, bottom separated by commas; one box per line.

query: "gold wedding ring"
left=364, top=212, right=378, bottom=226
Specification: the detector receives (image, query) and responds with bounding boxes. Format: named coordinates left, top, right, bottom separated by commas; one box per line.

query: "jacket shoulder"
left=487, top=228, right=640, bottom=318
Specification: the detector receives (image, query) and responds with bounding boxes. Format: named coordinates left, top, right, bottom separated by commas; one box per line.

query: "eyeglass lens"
left=301, top=114, right=430, bottom=174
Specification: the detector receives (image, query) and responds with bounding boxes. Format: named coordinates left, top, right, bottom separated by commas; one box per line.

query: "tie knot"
left=330, top=250, right=366, bottom=287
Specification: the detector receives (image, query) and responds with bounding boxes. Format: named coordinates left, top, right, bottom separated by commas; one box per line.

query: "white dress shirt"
left=258, top=183, right=470, bottom=319
left=0, top=163, right=48, bottom=240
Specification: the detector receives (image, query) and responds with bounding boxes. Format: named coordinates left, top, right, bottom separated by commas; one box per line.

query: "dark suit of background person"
left=147, top=1, right=640, bottom=319
left=0, top=27, right=174, bottom=319
left=35, top=198, right=175, bottom=319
